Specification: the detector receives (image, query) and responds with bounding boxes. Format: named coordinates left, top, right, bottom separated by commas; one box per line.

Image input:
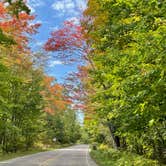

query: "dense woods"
left=0, top=0, right=165, bottom=165
left=0, top=1, right=80, bottom=154
left=82, top=0, right=166, bottom=163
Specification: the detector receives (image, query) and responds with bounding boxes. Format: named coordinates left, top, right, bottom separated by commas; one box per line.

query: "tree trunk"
left=107, top=122, right=120, bottom=149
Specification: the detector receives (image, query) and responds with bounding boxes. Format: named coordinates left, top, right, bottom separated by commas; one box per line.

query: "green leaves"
left=5, top=0, right=31, bottom=16
left=0, top=29, right=16, bottom=45
left=45, top=110, right=81, bottom=144
left=0, top=60, right=45, bottom=152
left=83, top=0, right=166, bottom=161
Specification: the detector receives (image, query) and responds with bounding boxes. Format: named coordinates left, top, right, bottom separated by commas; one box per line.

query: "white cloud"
left=49, top=60, right=64, bottom=67
left=51, top=0, right=80, bottom=16
left=66, top=1, right=75, bottom=9
left=52, top=2, right=65, bottom=11
left=52, top=0, right=75, bottom=11
left=75, top=0, right=87, bottom=10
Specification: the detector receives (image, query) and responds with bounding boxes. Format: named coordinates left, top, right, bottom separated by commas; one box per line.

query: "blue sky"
left=27, top=0, right=86, bottom=83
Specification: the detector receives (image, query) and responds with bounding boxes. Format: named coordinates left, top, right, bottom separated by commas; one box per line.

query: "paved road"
left=0, top=145, right=97, bottom=166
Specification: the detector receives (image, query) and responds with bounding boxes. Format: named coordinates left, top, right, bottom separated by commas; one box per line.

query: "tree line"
left=0, top=1, right=81, bottom=153
left=83, top=0, right=166, bottom=162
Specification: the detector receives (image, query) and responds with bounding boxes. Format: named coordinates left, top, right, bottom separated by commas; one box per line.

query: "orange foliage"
left=0, top=2, right=6, bottom=17
left=0, top=2, right=40, bottom=50
left=42, top=76, right=71, bottom=114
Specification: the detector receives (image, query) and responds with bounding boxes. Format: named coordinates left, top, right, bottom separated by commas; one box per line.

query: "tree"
left=42, top=76, right=70, bottom=114
left=45, top=110, right=81, bottom=144
left=44, top=20, right=84, bottom=63
left=4, top=0, right=31, bottom=16
left=82, top=0, right=166, bottom=161
left=0, top=1, right=40, bottom=48
left=44, top=0, right=166, bottom=162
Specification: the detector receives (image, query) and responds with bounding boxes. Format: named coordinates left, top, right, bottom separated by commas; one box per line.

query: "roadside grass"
left=0, top=148, right=47, bottom=161
left=91, top=148, right=164, bottom=166
left=0, top=143, right=72, bottom=161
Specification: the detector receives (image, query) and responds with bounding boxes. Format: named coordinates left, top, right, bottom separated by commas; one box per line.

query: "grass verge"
left=0, top=143, right=72, bottom=161
left=90, top=148, right=164, bottom=166
left=0, top=148, right=47, bottom=161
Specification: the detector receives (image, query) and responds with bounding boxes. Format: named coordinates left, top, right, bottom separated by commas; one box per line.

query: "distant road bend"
left=0, top=145, right=97, bottom=166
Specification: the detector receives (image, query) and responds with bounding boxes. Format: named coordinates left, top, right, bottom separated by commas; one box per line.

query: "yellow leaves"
left=148, top=119, right=155, bottom=127
left=0, top=46, right=36, bottom=85
left=140, top=63, right=156, bottom=76
left=120, top=15, right=141, bottom=25
left=84, top=0, right=100, bottom=17
left=154, top=18, right=163, bottom=25
left=139, top=101, right=148, bottom=113
left=100, top=36, right=107, bottom=42
left=94, top=11, right=109, bottom=27
left=108, top=112, right=116, bottom=120
left=83, top=0, right=109, bottom=28
left=98, top=144, right=109, bottom=150
left=160, top=70, right=165, bottom=79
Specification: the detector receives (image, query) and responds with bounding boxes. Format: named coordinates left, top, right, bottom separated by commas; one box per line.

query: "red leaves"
left=44, top=18, right=94, bottom=65
left=0, top=2, right=40, bottom=50
left=44, top=20, right=83, bottom=52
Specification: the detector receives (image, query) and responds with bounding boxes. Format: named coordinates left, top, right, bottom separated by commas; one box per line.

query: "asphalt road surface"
left=0, top=145, right=97, bottom=166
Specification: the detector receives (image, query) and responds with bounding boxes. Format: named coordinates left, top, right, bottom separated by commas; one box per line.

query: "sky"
left=27, top=0, right=86, bottom=83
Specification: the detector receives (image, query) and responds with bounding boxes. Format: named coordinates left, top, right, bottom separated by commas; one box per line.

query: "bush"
left=91, top=148, right=161, bottom=166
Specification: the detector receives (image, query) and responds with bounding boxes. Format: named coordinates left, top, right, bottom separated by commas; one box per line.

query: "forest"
left=0, top=0, right=166, bottom=165
left=0, top=0, right=81, bottom=154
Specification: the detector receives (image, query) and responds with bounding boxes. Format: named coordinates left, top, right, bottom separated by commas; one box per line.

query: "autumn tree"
left=0, top=0, right=67, bottom=153
left=82, top=0, right=166, bottom=161
left=0, top=0, right=38, bottom=47
left=44, top=0, right=166, bottom=163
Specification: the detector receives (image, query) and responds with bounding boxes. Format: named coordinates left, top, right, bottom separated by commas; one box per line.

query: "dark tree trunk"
left=107, top=121, right=120, bottom=149
left=115, top=136, right=120, bottom=147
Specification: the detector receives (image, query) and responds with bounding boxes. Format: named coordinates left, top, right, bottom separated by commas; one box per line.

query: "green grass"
left=91, top=148, right=164, bottom=166
left=0, top=143, right=72, bottom=161
left=0, top=148, right=47, bottom=161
